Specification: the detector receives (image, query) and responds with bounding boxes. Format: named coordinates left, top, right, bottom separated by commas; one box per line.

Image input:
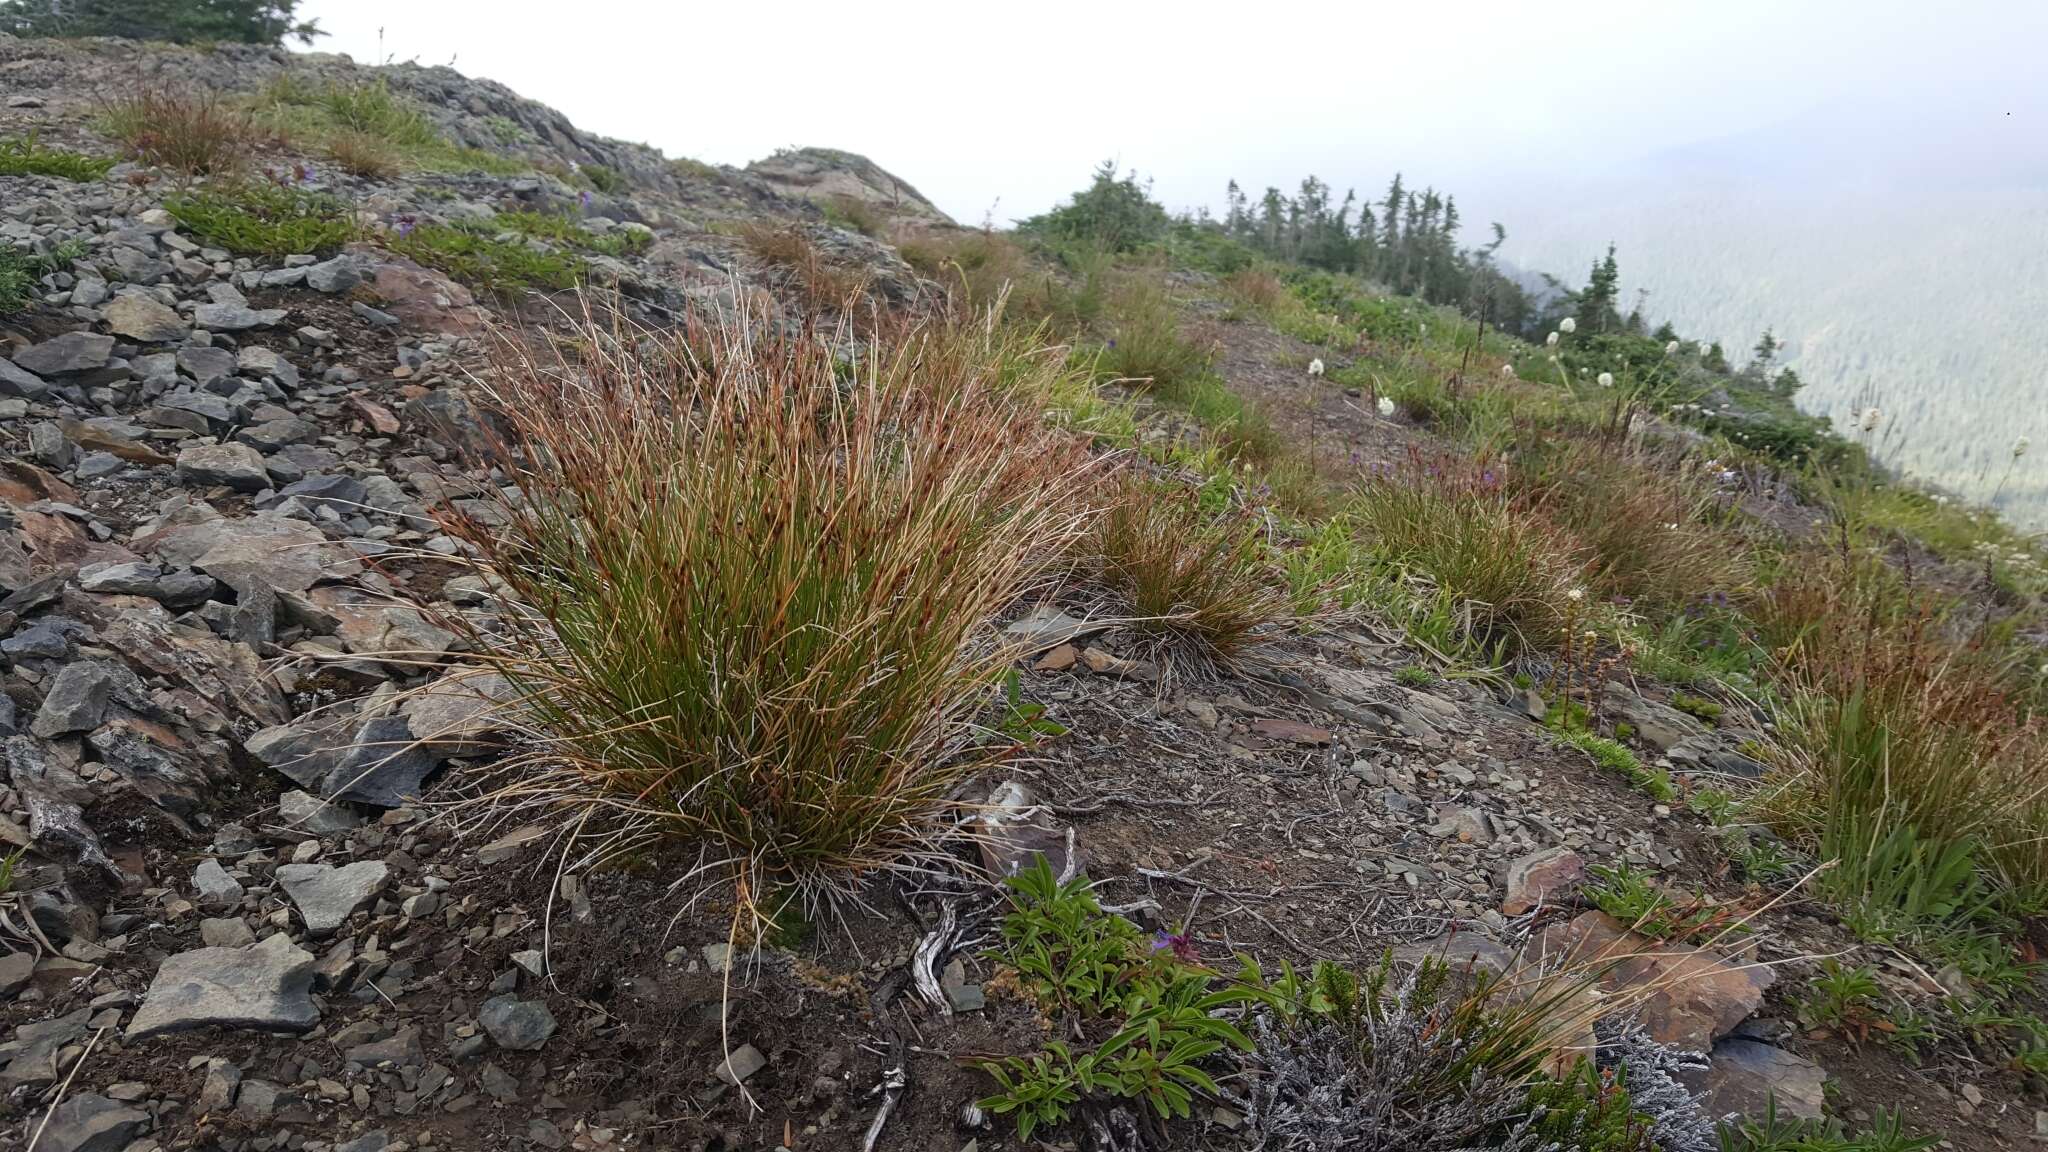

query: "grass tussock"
left=100, top=86, right=254, bottom=176
left=1518, top=438, right=1748, bottom=612
left=1090, top=477, right=1288, bottom=662
left=1753, top=552, right=2048, bottom=898
left=1352, top=451, right=1586, bottom=655
left=1095, top=275, right=1213, bottom=392
left=738, top=221, right=870, bottom=316
left=322, top=128, right=402, bottom=179
left=443, top=299, right=1096, bottom=909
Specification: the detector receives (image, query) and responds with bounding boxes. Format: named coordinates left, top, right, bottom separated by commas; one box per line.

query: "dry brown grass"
left=1221, top=267, right=1286, bottom=316
left=1089, top=476, right=1289, bottom=664
left=99, top=86, right=254, bottom=176
left=323, top=129, right=401, bottom=179
left=737, top=220, right=871, bottom=317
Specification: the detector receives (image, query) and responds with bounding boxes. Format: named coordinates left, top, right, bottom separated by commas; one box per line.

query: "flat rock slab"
left=1682, top=1036, right=1826, bottom=1121
left=321, top=714, right=441, bottom=808
left=103, top=294, right=189, bottom=342
left=1521, top=910, right=1773, bottom=1053
left=31, top=1091, right=148, bottom=1152
left=127, top=934, right=320, bottom=1040
left=276, top=860, right=389, bottom=935
left=1501, top=847, right=1586, bottom=916
left=177, top=442, right=270, bottom=492
left=14, top=331, right=113, bottom=376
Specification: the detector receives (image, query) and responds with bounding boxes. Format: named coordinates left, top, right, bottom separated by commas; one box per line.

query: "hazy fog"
left=295, top=0, right=2048, bottom=520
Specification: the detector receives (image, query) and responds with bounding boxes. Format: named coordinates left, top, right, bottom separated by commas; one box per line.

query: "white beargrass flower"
left=1308, top=358, right=1325, bottom=377
left=1566, top=587, right=1585, bottom=603
left=1860, top=406, right=1882, bottom=432
left=1377, top=395, right=1396, bottom=417
left=2015, top=435, right=2030, bottom=458
left=1546, top=331, right=1560, bottom=347
left=1501, top=363, right=1515, bottom=378
left=1559, top=317, right=1577, bottom=334
left=1665, top=340, right=1680, bottom=355
left=1597, top=372, right=1615, bottom=388
left=1697, top=341, right=1711, bottom=356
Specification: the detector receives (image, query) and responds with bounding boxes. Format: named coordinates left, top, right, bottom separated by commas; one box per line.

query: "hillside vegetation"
left=2, top=24, right=2046, bottom=1152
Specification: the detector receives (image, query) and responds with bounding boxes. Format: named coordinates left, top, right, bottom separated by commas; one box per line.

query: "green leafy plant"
left=1524, top=1059, right=1657, bottom=1151
left=1585, top=863, right=1733, bottom=942
left=1670, top=691, right=1724, bottom=723
left=1795, top=960, right=1882, bottom=1039
left=1717, top=1098, right=1934, bottom=1151
left=994, top=669, right=1067, bottom=744
left=979, top=857, right=1274, bottom=1140
left=0, top=135, right=114, bottom=181
left=580, top=162, right=627, bottom=195
left=1, top=237, right=93, bottom=313
left=165, top=182, right=355, bottom=258
left=1395, top=664, right=1435, bottom=687
left=1548, top=718, right=1677, bottom=801
left=384, top=222, right=582, bottom=292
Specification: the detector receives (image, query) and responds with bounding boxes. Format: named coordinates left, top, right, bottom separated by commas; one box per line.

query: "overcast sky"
left=293, top=0, right=2043, bottom=230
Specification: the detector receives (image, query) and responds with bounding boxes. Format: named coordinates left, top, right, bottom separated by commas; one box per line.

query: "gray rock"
left=275, top=860, right=389, bottom=936
left=1685, top=1037, right=1826, bottom=1121
left=305, top=256, right=363, bottom=294
left=75, top=451, right=122, bottom=480
left=478, top=994, right=557, bottom=1051
left=200, top=916, right=256, bottom=947
left=278, top=788, right=361, bottom=833
left=0, top=357, right=48, bottom=399
left=28, top=421, right=73, bottom=468
left=177, top=442, right=270, bottom=492
left=236, top=415, right=318, bottom=452
left=192, top=858, right=244, bottom=907
left=194, top=303, right=289, bottom=331
left=198, top=1057, right=242, bottom=1111
left=176, top=345, right=237, bottom=386
left=337, top=1131, right=390, bottom=1152
left=103, top=294, right=188, bottom=342
left=322, top=714, right=440, bottom=808
left=714, top=1042, right=766, bottom=1084
left=127, top=934, right=321, bottom=1039
left=28, top=1092, right=147, bottom=1152
left=280, top=474, right=368, bottom=513
left=14, top=332, right=114, bottom=376
left=29, top=661, right=118, bottom=738
left=0, top=950, right=32, bottom=997
left=247, top=722, right=347, bottom=789
left=1602, top=682, right=1706, bottom=753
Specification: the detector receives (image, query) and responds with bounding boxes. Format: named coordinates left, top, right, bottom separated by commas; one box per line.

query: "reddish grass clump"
left=100, top=86, right=254, bottom=176
left=443, top=299, right=1096, bottom=910
left=1089, top=477, right=1288, bottom=663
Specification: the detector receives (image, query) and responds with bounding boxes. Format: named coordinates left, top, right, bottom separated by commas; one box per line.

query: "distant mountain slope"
left=1474, top=95, right=2048, bottom=523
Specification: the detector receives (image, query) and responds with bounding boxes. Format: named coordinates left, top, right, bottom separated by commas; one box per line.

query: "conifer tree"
left=0, top=0, right=322, bottom=43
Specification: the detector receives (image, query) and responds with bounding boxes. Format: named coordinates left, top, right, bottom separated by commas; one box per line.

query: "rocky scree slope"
left=0, top=31, right=2006, bottom=1152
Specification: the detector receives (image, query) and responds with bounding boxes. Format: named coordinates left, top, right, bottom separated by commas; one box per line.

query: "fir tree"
left=0, top=0, right=322, bottom=44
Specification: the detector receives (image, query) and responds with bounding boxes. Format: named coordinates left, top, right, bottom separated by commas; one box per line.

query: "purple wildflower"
left=580, top=189, right=592, bottom=209
left=1150, top=929, right=1200, bottom=965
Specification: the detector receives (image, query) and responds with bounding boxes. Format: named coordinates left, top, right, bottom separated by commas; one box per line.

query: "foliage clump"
left=164, top=181, right=355, bottom=257
left=0, top=0, right=322, bottom=45
left=0, top=136, right=114, bottom=181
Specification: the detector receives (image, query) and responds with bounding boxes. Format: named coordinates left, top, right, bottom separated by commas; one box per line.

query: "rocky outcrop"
left=746, top=146, right=954, bottom=226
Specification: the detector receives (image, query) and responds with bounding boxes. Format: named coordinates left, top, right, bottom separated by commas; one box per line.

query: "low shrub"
left=442, top=300, right=1093, bottom=909
left=1089, top=478, right=1287, bottom=662
left=164, top=182, right=355, bottom=257
left=0, top=135, right=114, bottom=181
left=384, top=222, right=581, bottom=292
left=322, top=128, right=400, bottom=179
